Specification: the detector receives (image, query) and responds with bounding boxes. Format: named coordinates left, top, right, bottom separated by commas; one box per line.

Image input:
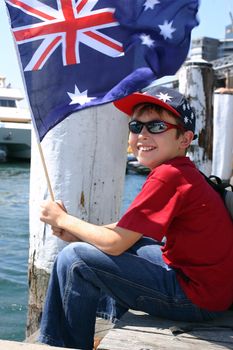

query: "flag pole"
left=4, top=4, right=55, bottom=201
left=37, top=141, right=55, bottom=201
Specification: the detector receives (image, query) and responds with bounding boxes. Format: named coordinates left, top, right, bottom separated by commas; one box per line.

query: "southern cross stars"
left=158, top=20, right=176, bottom=40
left=67, top=85, right=95, bottom=106
left=144, top=0, right=160, bottom=11
left=140, top=34, right=155, bottom=47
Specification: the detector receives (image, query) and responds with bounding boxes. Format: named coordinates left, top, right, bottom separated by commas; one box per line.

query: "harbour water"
left=0, top=161, right=30, bottom=341
left=0, top=161, right=146, bottom=341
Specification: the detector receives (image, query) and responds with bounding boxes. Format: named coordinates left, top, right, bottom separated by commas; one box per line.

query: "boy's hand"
left=40, top=199, right=67, bottom=227
left=51, top=226, right=80, bottom=242
left=40, top=200, right=81, bottom=242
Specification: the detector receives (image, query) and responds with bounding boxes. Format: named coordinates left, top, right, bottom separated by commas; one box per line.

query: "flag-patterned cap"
left=114, top=86, right=196, bottom=135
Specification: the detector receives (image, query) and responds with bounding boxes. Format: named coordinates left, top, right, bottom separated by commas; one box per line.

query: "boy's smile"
left=129, top=108, right=190, bottom=169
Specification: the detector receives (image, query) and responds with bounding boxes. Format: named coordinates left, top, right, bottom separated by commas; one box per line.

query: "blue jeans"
left=39, top=238, right=221, bottom=349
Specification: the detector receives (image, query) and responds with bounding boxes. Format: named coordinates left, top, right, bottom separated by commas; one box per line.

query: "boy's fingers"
left=51, top=226, right=63, bottom=236
left=55, top=200, right=67, bottom=212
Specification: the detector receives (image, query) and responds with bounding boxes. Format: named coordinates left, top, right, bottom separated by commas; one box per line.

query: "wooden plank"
left=99, top=328, right=232, bottom=350
left=108, top=310, right=233, bottom=335
left=98, top=310, right=233, bottom=350
left=0, top=340, right=77, bottom=350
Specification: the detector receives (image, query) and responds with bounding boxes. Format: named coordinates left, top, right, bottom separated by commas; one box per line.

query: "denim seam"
left=63, top=260, right=81, bottom=311
left=62, top=259, right=192, bottom=316
left=63, top=259, right=100, bottom=311
left=91, top=266, right=190, bottom=305
left=136, top=295, right=192, bottom=308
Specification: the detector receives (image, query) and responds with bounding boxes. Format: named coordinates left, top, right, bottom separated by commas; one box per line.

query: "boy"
left=39, top=86, right=233, bottom=350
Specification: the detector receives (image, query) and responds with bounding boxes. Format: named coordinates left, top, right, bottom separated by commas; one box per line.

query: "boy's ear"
left=179, top=131, right=194, bottom=149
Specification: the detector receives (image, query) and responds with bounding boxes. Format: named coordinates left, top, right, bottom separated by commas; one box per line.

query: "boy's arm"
left=103, top=222, right=118, bottom=229
left=40, top=200, right=142, bottom=256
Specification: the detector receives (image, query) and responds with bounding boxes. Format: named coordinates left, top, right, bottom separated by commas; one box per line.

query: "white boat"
left=0, top=76, right=31, bottom=160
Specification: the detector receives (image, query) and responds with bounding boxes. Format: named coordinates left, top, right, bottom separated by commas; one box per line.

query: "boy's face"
left=128, top=107, right=191, bottom=169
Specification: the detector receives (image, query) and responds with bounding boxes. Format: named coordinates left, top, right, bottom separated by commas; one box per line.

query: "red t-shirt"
left=117, top=157, right=233, bottom=311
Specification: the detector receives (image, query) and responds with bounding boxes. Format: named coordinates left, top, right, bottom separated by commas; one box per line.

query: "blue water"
left=0, top=161, right=30, bottom=341
left=0, top=162, right=146, bottom=341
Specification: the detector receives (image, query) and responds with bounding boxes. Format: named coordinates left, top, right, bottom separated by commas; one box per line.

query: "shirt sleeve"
left=117, top=175, right=182, bottom=241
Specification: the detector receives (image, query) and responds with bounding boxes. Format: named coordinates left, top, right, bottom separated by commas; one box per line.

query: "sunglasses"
left=128, top=120, right=184, bottom=134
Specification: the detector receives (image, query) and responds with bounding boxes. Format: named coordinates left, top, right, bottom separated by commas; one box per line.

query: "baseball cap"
left=113, top=86, right=196, bottom=135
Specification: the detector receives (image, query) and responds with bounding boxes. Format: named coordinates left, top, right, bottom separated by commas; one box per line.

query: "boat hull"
left=0, top=121, right=31, bottom=160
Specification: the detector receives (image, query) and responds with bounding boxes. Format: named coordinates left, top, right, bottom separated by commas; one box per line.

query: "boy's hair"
left=132, top=103, right=185, bottom=139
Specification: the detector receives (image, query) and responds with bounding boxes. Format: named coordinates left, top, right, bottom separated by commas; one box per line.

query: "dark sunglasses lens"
left=128, top=121, right=142, bottom=134
left=148, top=121, right=167, bottom=133
left=129, top=120, right=169, bottom=134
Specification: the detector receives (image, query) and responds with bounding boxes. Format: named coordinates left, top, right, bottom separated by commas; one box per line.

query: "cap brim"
left=113, top=92, right=180, bottom=118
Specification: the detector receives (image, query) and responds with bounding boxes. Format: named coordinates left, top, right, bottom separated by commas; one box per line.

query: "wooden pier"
left=98, top=310, right=233, bottom=350
left=1, top=310, right=233, bottom=350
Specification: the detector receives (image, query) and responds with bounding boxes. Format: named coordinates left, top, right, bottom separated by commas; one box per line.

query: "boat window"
left=0, top=99, right=16, bottom=107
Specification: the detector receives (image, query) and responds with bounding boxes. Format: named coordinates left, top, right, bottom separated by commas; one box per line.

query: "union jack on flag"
left=4, top=0, right=199, bottom=141
left=10, top=0, right=124, bottom=71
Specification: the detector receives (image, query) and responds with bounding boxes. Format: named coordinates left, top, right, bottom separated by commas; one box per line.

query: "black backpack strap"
left=199, top=171, right=229, bottom=200
left=200, top=171, right=233, bottom=221
left=225, top=191, right=233, bottom=221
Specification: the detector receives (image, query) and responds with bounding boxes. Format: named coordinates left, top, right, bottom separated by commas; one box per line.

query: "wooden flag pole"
left=37, top=141, right=55, bottom=201
left=8, top=32, right=55, bottom=201
left=6, top=12, right=55, bottom=202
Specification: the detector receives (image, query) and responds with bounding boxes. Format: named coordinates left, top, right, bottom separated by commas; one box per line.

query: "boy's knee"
left=56, top=242, right=98, bottom=268
left=55, top=242, right=81, bottom=272
left=70, top=241, right=103, bottom=263
left=56, top=242, right=109, bottom=277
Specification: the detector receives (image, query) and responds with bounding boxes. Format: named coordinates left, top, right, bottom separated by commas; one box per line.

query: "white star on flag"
left=67, top=85, right=95, bottom=106
left=158, top=20, right=176, bottom=40
left=156, top=92, right=172, bottom=103
left=184, top=116, right=189, bottom=124
left=143, top=0, right=160, bottom=11
left=140, top=34, right=155, bottom=47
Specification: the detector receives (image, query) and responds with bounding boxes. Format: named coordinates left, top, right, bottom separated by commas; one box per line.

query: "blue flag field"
left=4, top=0, right=199, bottom=141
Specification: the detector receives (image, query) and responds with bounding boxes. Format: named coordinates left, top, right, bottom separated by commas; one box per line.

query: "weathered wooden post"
left=27, top=104, right=128, bottom=336
left=212, top=88, right=233, bottom=181
left=179, top=59, right=214, bottom=175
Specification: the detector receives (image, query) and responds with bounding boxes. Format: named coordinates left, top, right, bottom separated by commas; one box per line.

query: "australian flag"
left=4, top=0, right=199, bottom=141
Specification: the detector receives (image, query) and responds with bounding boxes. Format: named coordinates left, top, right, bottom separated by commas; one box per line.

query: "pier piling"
left=27, top=104, right=128, bottom=336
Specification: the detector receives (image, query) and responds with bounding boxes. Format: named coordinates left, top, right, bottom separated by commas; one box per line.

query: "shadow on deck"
left=98, top=310, right=233, bottom=350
